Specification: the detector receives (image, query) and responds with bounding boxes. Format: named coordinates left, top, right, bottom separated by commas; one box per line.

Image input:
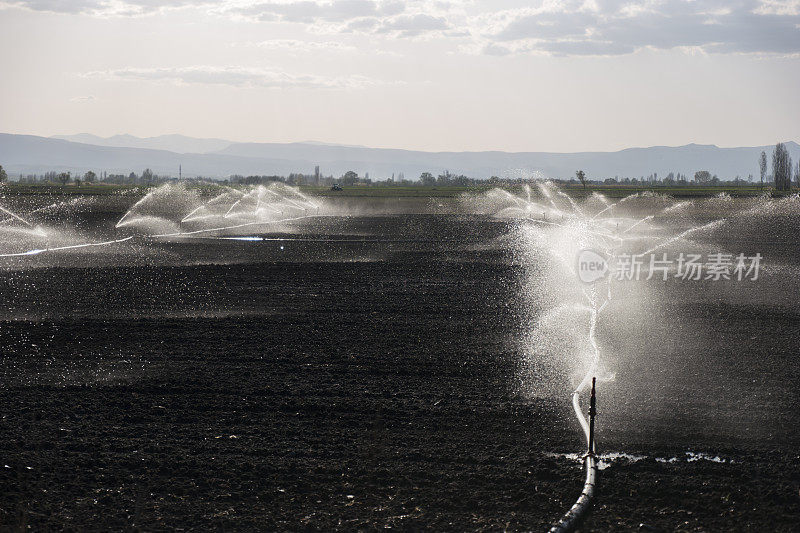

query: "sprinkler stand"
left=549, top=377, right=598, bottom=533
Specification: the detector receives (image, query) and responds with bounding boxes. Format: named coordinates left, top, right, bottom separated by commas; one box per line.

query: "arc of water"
left=636, top=219, right=725, bottom=257
left=224, top=197, right=247, bottom=218
left=572, top=306, right=599, bottom=446
left=526, top=218, right=623, bottom=244
left=14, top=198, right=84, bottom=220
left=537, top=183, right=564, bottom=214
left=177, top=213, right=221, bottom=224
left=498, top=188, right=529, bottom=208
left=558, top=191, right=585, bottom=218
left=662, top=201, right=690, bottom=214
left=285, top=187, right=321, bottom=209
left=572, top=264, right=615, bottom=448
left=181, top=205, right=207, bottom=223
left=593, top=192, right=611, bottom=208
left=591, top=203, right=615, bottom=219
left=591, top=193, right=640, bottom=220
left=116, top=189, right=166, bottom=228
left=0, top=205, right=34, bottom=227
left=221, top=185, right=247, bottom=197
left=149, top=213, right=315, bottom=238
left=283, top=196, right=311, bottom=211
left=622, top=215, right=654, bottom=234
left=0, top=236, right=134, bottom=258
left=263, top=188, right=307, bottom=211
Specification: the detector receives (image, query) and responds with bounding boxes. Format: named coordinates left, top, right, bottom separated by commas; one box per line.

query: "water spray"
left=113, top=183, right=325, bottom=239
left=484, top=186, right=739, bottom=531
left=0, top=236, right=134, bottom=258
left=0, top=184, right=328, bottom=259
left=0, top=205, right=34, bottom=227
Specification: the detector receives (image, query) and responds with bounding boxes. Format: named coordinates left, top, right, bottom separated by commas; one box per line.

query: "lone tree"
left=58, top=172, right=71, bottom=185
left=759, top=151, right=767, bottom=190
left=772, top=142, right=792, bottom=191
left=796, top=160, right=800, bottom=188
left=342, top=170, right=358, bottom=185
left=84, top=170, right=96, bottom=183
left=0, top=165, right=7, bottom=183
left=419, top=172, right=435, bottom=186
left=694, top=170, right=712, bottom=184
left=576, top=170, right=587, bottom=189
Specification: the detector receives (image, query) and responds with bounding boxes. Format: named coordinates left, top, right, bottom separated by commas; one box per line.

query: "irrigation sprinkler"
left=588, top=377, right=596, bottom=457
left=549, top=377, right=598, bottom=533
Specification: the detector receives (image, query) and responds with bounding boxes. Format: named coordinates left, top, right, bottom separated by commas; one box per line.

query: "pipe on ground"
left=548, top=377, right=598, bottom=533
left=548, top=455, right=597, bottom=533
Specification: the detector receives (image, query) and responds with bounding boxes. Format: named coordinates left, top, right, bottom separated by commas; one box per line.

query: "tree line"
left=0, top=143, right=796, bottom=189
left=9, top=168, right=171, bottom=186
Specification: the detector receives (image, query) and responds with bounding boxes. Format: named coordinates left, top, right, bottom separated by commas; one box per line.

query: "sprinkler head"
left=588, top=377, right=597, bottom=456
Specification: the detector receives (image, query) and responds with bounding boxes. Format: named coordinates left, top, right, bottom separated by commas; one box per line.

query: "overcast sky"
left=1, top=0, right=798, bottom=152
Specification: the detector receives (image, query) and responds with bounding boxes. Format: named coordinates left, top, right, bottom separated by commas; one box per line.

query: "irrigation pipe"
left=548, top=377, right=598, bottom=533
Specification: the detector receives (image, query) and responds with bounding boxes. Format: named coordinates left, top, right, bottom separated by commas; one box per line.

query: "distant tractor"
left=331, top=183, right=343, bottom=191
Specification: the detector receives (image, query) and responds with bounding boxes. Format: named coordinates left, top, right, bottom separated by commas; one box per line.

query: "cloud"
left=374, top=13, right=448, bottom=37
left=81, top=65, right=380, bottom=89
left=227, top=0, right=453, bottom=38
left=472, top=0, right=800, bottom=57
left=1, top=0, right=103, bottom=14
left=70, top=95, right=96, bottom=101
left=230, top=0, right=403, bottom=23
left=755, top=0, right=800, bottom=15
left=3, top=0, right=454, bottom=38
left=6, top=0, right=797, bottom=56
left=1, top=0, right=220, bottom=16
left=234, top=38, right=401, bottom=56
left=236, top=39, right=357, bottom=52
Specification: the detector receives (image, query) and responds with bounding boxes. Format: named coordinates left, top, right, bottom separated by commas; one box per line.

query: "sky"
left=0, top=0, right=798, bottom=153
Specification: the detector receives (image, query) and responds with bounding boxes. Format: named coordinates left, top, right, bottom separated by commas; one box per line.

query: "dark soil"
left=1, top=214, right=798, bottom=531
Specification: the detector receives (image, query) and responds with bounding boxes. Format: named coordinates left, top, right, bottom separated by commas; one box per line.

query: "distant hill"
left=0, top=134, right=297, bottom=177
left=51, top=133, right=234, bottom=154
left=2, top=133, right=798, bottom=181
left=214, top=141, right=800, bottom=181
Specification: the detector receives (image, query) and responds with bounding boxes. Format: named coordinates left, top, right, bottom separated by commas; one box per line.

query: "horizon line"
left=5, top=131, right=797, bottom=156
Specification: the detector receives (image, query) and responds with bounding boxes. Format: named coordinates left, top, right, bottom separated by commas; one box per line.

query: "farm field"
left=0, top=188, right=798, bottom=530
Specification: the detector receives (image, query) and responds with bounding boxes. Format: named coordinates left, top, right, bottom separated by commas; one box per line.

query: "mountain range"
left=51, top=133, right=234, bottom=154
left=0, top=133, right=797, bottom=181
